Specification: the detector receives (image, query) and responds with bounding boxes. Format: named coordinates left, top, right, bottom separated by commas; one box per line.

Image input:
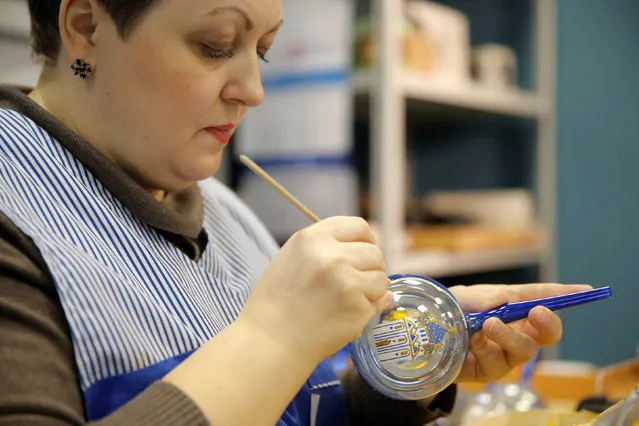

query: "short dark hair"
left=28, top=0, right=159, bottom=67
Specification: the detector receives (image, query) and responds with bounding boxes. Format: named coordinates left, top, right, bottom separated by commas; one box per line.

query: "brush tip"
left=238, top=154, right=256, bottom=169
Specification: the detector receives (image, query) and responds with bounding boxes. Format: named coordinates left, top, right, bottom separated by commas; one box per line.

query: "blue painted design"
left=426, top=322, right=449, bottom=345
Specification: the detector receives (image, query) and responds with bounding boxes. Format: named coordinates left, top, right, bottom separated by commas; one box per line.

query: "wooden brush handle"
left=238, top=155, right=321, bottom=223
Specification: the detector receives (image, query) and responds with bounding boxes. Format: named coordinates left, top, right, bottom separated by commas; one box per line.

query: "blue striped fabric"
left=0, top=108, right=347, bottom=425
left=0, top=107, right=259, bottom=379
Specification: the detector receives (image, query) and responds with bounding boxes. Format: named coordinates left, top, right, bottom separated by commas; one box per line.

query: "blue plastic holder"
left=465, top=286, right=612, bottom=334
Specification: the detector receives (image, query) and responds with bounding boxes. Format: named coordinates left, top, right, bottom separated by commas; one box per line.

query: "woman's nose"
left=222, top=55, right=265, bottom=107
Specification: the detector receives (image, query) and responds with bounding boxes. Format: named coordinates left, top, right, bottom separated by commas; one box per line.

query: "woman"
left=0, top=0, right=589, bottom=425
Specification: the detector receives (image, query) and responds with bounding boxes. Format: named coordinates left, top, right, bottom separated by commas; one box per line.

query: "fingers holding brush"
left=237, top=155, right=393, bottom=364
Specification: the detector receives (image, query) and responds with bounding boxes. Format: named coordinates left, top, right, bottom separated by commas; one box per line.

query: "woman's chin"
left=176, top=158, right=223, bottom=183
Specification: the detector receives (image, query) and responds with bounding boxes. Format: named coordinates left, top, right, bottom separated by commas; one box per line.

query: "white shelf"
left=353, top=70, right=549, bottom=118
left=392, top=246, right=547, bottom=278
left=366, top=0, right=556, bottom=283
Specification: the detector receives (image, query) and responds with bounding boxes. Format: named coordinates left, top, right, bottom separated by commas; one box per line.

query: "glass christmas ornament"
left=348, top=274, right=612, bottom=400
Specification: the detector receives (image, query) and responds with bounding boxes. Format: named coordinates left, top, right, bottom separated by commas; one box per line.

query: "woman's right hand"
left=165, top=216, right=390, bottom=425
left=238, top=216, right=392, bottom=366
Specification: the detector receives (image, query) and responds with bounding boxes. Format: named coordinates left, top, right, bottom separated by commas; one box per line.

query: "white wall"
left=0, top=39, right=39, bottom=86
left=0, top=0, right=40, bottom=86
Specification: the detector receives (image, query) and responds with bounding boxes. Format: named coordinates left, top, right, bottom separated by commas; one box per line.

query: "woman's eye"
left=201, top=44, right=235, bottom=60
left=200, top=43, right=270, bottom=63
left=257, top=45, right=270, bottom=63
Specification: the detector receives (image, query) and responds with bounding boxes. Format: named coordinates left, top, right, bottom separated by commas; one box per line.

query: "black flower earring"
left=71, top=59, right=93, bottom=79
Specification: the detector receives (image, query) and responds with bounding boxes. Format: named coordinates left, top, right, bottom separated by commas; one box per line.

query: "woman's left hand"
left=449, top=283, right=592, bottom=383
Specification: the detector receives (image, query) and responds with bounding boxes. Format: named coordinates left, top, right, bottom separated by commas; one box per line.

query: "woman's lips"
left=205, top=124, right=236, bottom=144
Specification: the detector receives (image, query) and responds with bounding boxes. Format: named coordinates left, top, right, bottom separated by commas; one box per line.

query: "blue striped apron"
left=0, top=108, right=348, bottom=426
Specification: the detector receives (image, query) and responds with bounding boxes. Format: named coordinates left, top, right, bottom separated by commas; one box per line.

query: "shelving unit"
left=397, top=247, right=545, bottom=278
left=353, top=70, right=549, bottom=118
left=364, top=0, right=557, bottom=280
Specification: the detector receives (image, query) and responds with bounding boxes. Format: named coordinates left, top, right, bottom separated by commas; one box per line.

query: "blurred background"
left=2, top=0, right=638, bottom=420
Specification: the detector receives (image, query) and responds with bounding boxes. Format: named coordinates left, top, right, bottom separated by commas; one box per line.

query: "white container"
left=406, top=0, right=471, bottom=84
left=423, top=189, right=535, bottom=229
left=473, top=43, right=518, bottom=90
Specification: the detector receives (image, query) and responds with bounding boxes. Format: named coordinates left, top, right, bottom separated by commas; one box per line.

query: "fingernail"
left=487, top=318, right=505, bottom=336
left=383, top=291, right=394, bottom=307
left=536, top=306, right=550, bottom=327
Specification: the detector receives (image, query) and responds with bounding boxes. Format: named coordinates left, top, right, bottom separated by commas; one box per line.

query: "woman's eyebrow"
left=208, top=6, right=254, bottom=30
left=207, top=6, right=283, bottom=33
left=268, top=19, right=284, bottom=34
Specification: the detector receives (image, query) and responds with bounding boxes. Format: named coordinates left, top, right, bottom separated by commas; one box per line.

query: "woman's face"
left=88, top=0, right=282, bottom=192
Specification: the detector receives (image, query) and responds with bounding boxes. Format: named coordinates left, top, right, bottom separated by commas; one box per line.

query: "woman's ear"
left=58, top=0, right=106, bottom=66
